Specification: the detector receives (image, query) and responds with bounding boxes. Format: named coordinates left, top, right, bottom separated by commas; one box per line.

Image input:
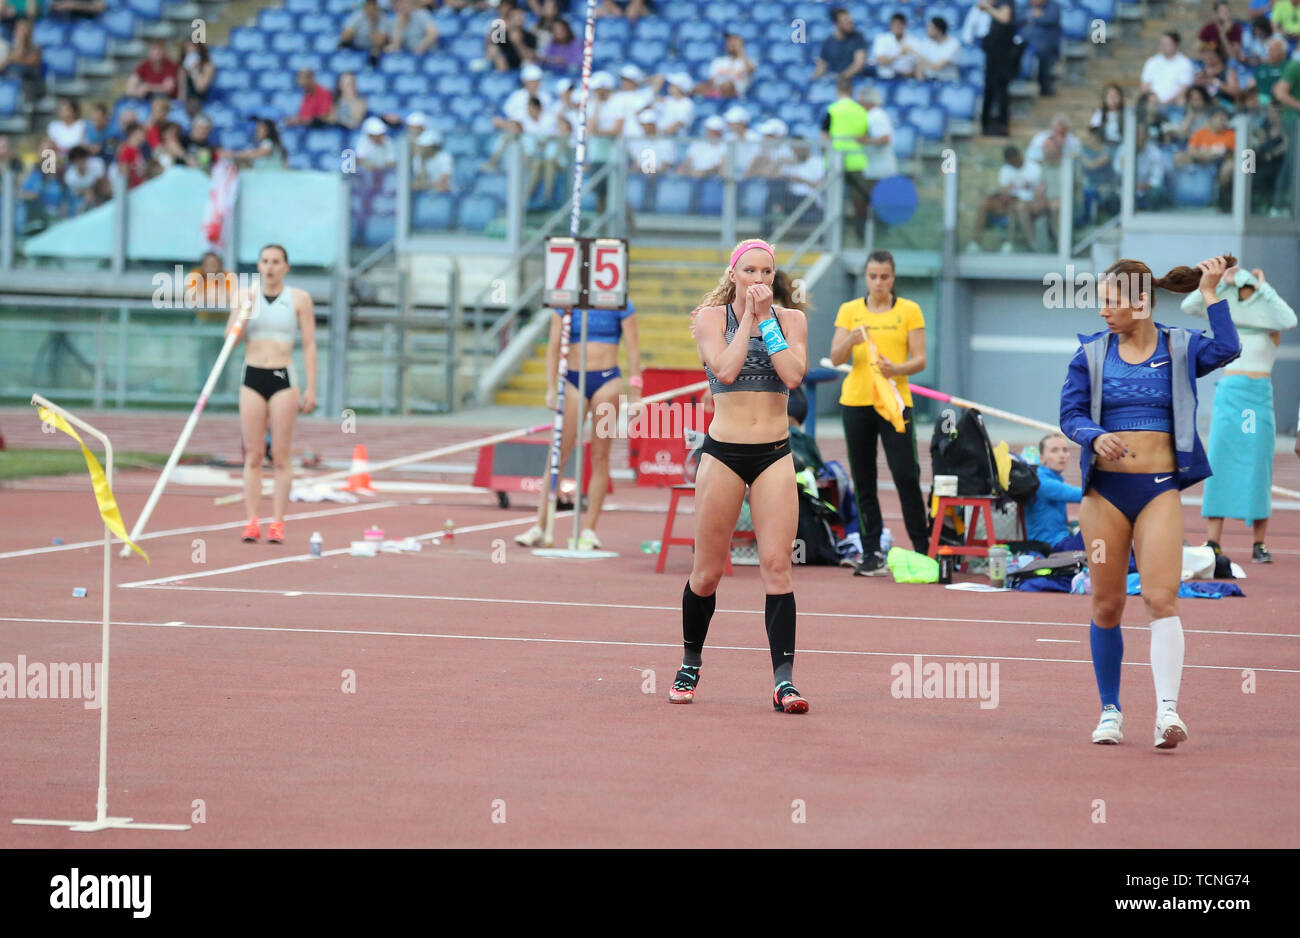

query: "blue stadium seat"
left=272, top=33, right=309, bottom=55
left=393, top=73, right=431, bottom=97
left=750, top=2, right=783, bottom=22
left=654, top=175, right=694, bottom=214
left=230, top=28, right=262, bottom=54
left=891, top=123, right=917, bottom=159
left=286, top=150, right=316, bottom=171
left=272, top=91, right=302, bottom=117
left=413, top=192, right=456, bottom=229
left=354, top=70, right=387, bottom=95
left=703, top=3, right=744, bottom=25
left=285, top=0, right=322, bottom=13
left=125, top=0, right=163, bottom=17
left=598, top=17, right=632, bottom=41
left=300, top=13, right=335, bottom=34
left=478, top=72, right=516, bottom=99
left=33, top=20, right=70, bottom=48
left=458, top=195, right=500, bottom=232
left=287, top=52, right=326, bottom=73
left=313, top=33, right=339, bottom=54
left=633, top=19, right=673, bottom=42
left=102, top=8, right=136, bottom=40
left=368, top=93, right=402, bottom=114
left=806, top=81, right=837, bottom=105
left=259, top=70, right=296, bottom=92
left=213, top=68, right=247, bottom=94
left=329, top=49, right=369, bottom=73
left=447, top=96, right=481, bottom=120
left=661, top=1, right=697, bottom=20
left=43, top=47, right=79, bottom=79
left=211, top=47, right=241, bottom=69
left=907, top=105, right=946, bottom=140
left=0, top=79, right=19, bottom=117
left=1079, top=0, right=1116, bottom=21
left=628, top=40, right=669, bottom=70
left=470, top=113, right=495, bottom=135
left=697, top=177, right=724, bottom=215
left=1061, top=8, right=1089, bottom=41
left=471, top=172, right=507, bottom=198
left=1018, top=46, right=1037, bottom=80
left=432, top=13, right=463, bottom=40
left=680, top=41, right=716, bottom=66
left=229, top=90, right=266, bottom=115
left=766, top=43, right=806, bottom=67
left=676, top=21, right=714, bottom=43
left=305, top=126, right=344, bottom=153
left=956, top=45, right=985, bottom=69
left=893, top=81, right=933, bottom=108
left=260, top=9, right=295, bottom=32
left=450, top=160, right=479, bottom=191
left=380, top=54, right=419, bottom=76
left=70, top=22, right=108, bottom=60
left=363, top=213, right=397, bottom=246
left=784, top=63, right=818, bottom=86
left=935, top=82, right=978, bottom=120
left=316, top=151, right=341, bottom=171
left=436, top=74, right=474, bottom=97
left=326, top=0, right=356, bottom=13
left=451, top=35, right=483, bottom=61
left=750, top=79, right=793, bottom=108
left=738, top=179, right=769, bottom=217
left=777, top=101, right=814, bottom=126
left=1171, top=165, right=1215, bottom=207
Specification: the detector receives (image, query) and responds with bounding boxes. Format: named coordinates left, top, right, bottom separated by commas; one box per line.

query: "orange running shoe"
left=267, top=521, right=284, bottom=543
left=241, top=520, right=260, bottom=542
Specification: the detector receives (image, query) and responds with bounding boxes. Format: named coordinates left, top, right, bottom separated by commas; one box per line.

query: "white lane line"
left=105, top=586, right=1300, bottom=641
left=1, top=616, right=1295, bottom=674
left=1036, top=638, right=1081, bottom=643
left=116, top=513, right=567, bottom=588
left=0, top=501, right=402, bottom=560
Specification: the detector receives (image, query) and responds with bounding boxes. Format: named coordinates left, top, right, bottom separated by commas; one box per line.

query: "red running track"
left=0, top=469, right=1297, bottom=848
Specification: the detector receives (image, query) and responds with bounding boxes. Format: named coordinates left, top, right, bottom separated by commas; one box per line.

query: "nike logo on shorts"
left=1149, top=360, right=1169, bottom=368
left=1154, top=475, right=1172, bottom=483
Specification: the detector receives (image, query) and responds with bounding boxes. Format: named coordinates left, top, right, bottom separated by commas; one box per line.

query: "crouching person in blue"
left=1026, top=432, right=1084, bottom=552
left=1060, top=254, right=1240, bottom=750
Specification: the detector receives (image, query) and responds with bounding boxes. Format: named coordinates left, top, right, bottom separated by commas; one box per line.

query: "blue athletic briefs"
left=1099, top=332, right=1173, bottom=433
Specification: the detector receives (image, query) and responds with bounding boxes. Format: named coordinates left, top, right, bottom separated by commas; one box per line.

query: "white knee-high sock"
left=1149, top=616, right=1185, bottom=712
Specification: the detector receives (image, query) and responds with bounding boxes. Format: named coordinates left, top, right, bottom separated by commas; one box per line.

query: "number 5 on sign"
left=589, top=238, right=627, bottom=309
left=545, top=237, right=582, bottom=308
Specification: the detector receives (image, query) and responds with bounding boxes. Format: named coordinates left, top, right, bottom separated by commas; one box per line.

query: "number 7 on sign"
left=544, top=237, right=581, bottom=308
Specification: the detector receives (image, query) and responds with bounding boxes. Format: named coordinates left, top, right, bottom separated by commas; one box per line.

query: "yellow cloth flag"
left=38, top=406, right=149, bottom=563
left=992, top=441, right=1011, bottom=492
left=864, top=334, right=907, bottom=433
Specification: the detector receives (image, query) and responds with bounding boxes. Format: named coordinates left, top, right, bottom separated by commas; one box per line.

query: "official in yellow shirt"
left=829, top=249, right=931, bottom=575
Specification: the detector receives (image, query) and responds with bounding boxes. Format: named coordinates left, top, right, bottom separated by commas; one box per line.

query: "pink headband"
left=729, top=240, right=775, bottom=271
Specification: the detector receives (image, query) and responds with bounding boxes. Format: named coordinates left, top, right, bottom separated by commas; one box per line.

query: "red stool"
left=656, top=484, right=756, bottom=574
left=927, top=496, right=1025, bottom=561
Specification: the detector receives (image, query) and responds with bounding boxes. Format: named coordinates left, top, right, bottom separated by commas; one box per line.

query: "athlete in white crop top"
left=225, top=243, right=318, bottom=545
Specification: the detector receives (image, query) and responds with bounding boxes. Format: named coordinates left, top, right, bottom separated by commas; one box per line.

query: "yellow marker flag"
left=863, top=334, right=907, bottom=434
left=38, top=406, right=150, bottom=563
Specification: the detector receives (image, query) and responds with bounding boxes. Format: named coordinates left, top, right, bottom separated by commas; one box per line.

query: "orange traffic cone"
left=342, top=444, right=376, bottom=494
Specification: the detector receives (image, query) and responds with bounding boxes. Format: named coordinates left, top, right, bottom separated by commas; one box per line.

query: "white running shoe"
left=578, top=528, right=602, bottom=549
left=1091, top=705, right=1123, bottom=744
left=1154, top=709, right=1188, bottom=749
left=514, top=525, right=544, bottom=547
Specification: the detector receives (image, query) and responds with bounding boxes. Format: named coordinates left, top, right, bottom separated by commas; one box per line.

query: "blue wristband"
left=759, top=317, right=788, bottom=355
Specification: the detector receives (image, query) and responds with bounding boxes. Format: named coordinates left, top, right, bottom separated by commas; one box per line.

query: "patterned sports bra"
left=704, top=303, right=789, bottom=397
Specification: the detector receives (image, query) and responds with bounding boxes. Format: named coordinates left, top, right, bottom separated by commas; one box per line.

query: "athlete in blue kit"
left=1060, top=254, right=1239, bottom=749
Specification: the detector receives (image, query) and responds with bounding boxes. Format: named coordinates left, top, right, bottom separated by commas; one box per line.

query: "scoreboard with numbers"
left=544, top=237, right=629, bottom=310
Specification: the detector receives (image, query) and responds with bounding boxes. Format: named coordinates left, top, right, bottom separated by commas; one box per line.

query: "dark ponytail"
left=1102, top=254, right=1235, bottom=307
left=1153, top=255, right=1235, bottom=294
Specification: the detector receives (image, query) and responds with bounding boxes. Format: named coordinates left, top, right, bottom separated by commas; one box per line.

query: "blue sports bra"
left=1099, top=331, right=1173, bottom=434
left=558, top=304, right=635, bottom=345
left=704, top=304, right=789, bottom=397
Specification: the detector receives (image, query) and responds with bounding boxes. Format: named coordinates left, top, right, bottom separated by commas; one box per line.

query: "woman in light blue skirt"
left=1182, top=267, right=1297, bottom=563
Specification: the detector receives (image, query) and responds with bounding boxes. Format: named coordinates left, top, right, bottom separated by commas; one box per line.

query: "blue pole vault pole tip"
left=870, top=175, right=919, bottom=226
left=72, top=587, right=87, bottom=598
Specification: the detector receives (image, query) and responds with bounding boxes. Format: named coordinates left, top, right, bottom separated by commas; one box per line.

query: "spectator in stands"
left=0, top=135, right=20, bottom=176
left=486, top=4, right=538, bottom=71
left=154, top=122, right=188, bottom=171
left=1120, top=123, right=1168, bottom=208
left=678, top=114, right=726, bottom=177
left=127, top=39, right=179, bottom=99
left=746, top=119, right=795, bottom=179
left=231, top=118, right=287, bottom=169
left=178, top=39, right=215, bottom=105
left=968, top=145, right=1039, bottom=252
left=532, top=0, right=563, bottom=48
left=0, top=28, right=9, bottom=73
left=187, top=114, right=218, bottom=172
left=1088, top=84, right=1124, bottom=147
left=483, top=63, right=551, bottom=169
left=823, top=77, right=871, bottom=232
left=1170, top=85, right=1213, bottom=142
left=49, top=0, right=107, bottom=16
left=814, top=6, right=869, bottom=82
left=961, top=1, right=992, bottom=44
left=354, top=116, right=396, bottom=170
left=1272, top=43, right=1300, bottom=210
left=1141, top=31, right=1195, bottom=106
left=287, top=69, right=335, bottom=128
left=613, top=64, right=657, bottom=114
left=700, top=33, right=755, bottom=99
left=0, top=0, right=42, bottom=24
left=1021, top=0, right=1061, bottom=97
left=549, top=77, right=581, bottom=136
left=1177, top=106, right=1237, bottom=207
left=658, top=73, right=695, bottom=135
left=1256, top=35, right=1290, bottom=106
left=332, top=72, right=367, bottom=130
left=627, top=108, right=674, bottom=173
left=979, top=0, right=1016, bottom=137
left=910, top=16, right=961, bottom=82
left=1200, top=2, right=1246, bottom=60
left=871, top=13, right=917, bottom=80
left=341, top=0, right=391, bottom=65
left=784, top=142, right=826, bottom=206
left=1241, top=15, right=1274, bottom=67
left=117, top=123, right=148, bottom=189
left=858, top=85, right=897, bottom=184
left=1251, top=99, right=1288, bottom=207
left=1195, top=42, right=1242, bottom=107
left=412, top=128, right=453, bottom=192
left=144, top=94, right=172, bottom=150
left=84, top=101, right=111, bottom=160
left=388, top=0, right=440, bottom=54
left=538, top=17, right=581, bottom=72
left=596, top=0, right=649, bottom=21
left=1027, top=113, right=1080, bottom=163
left=2, top=16, right=43, bottom=100
left=1079, top=125, right=1119, bottom=222
left=64, top=144, right=108, bottom=211
left=1271, top=0, right=1300, bottom=42
left=19, top=137, right=68, bottom=232
left=724, top=104, right=761, bottom=177
left=520, top=94, right=560, bottom=202
left=188, top=250, right=235, bottom=393
left=47, top=97, right=88, bottom=158
left=1029, top=136, right=1063, bottom=248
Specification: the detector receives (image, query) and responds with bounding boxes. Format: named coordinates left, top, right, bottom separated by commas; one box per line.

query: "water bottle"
left=444, top=519, right=455, bottom=542
left=881, top=526, right=894, bottom=553
left=988, top=545, right=1009, bottom=588
left=309, top=532, right=322, bottom=557
left=938, top=547, right=953, bottom=585
left=640, top=540, right=661, bottom=554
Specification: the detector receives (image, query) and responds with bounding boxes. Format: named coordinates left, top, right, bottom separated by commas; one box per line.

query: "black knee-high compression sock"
left=766, top=592, right=796, bottom=685
left=682, top=581, right=716, bottom=667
